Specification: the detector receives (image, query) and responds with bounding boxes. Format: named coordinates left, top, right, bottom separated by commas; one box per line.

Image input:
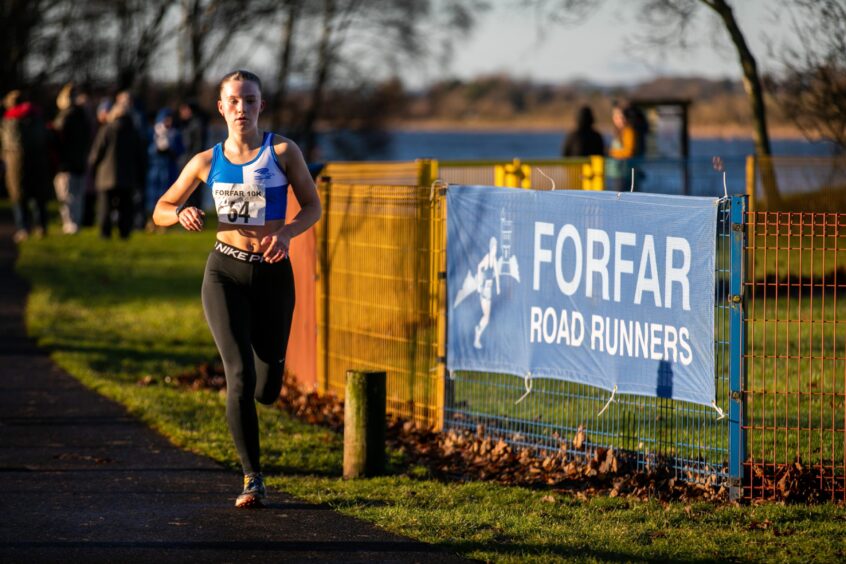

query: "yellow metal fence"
left=316, top=181, right=441, bottom=425
left=315, top=156, right=846, bottom=431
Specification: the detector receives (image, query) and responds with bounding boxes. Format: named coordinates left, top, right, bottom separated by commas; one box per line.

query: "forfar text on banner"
left=447, top=186, right=718, bottom=407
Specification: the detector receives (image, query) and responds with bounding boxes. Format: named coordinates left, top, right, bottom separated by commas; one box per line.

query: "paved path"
left=0, top=213, right=464, bottom=563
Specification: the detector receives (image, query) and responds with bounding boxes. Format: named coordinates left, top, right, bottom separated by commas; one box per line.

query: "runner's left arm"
left=259, top=137, right=321, bottom=261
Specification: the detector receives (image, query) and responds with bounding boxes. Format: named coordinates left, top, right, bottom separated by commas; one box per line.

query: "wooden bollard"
left=343, top=370, right=386, bottom=479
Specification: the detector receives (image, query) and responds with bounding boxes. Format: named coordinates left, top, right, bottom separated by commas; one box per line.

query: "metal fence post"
left=317, top=176, right=332, bottom=394
left=729, top=194, right=748, bottom=500
left=433, top=186, right=447, bottom=431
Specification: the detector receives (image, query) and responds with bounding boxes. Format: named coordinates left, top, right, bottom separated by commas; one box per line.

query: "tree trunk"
left=114, top=0, right=170, bottom=92
left=0, top=0, right=41, bottom=90
left=704, top=0, right=782, bottom=209
left=115, top=1, right=131, bottom=87
left=187, top=0, right=204, bottom=99
left=132, top=1, right=170, bottom=89
left=272, top=0, right=300, bottom=132
left=301, top=0, right=335, bottom=162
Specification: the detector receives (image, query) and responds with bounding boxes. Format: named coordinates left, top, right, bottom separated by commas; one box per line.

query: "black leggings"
left=202, top=243, right=295, bottom=475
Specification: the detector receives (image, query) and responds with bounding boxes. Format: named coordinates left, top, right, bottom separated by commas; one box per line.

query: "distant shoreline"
left=387, top=119, right=809, bottom=141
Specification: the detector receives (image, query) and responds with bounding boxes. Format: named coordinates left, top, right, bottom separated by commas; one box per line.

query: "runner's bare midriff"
left=216, top=219, right=287, bottom=251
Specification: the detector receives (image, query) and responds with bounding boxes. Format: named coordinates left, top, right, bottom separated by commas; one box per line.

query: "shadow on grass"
left=1, top=539, right=457, bottom=554
left=46, top=340, right=213, bottom=367
left=261, top=462, right=341, bottom=479
left=22, top=263, right=204, bottom=303
left=438, top=540, right=713, bottom=563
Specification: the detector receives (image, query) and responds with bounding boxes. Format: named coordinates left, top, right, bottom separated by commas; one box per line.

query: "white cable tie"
left=723, top=171, right=728, bottom=199
left=597, top=385, right=618, bottom=416
left=630, top=168, right=635, bottom=192
left=515, top=371, right=533, bottom=404
left=535, top=167, right=556, bottom=191
left=430, top=179, right=447, bottom=202
left=712, top=401, right=727, bottom=420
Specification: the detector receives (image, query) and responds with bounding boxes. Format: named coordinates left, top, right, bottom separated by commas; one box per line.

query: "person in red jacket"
left=1, top=89, right=51, bottom=243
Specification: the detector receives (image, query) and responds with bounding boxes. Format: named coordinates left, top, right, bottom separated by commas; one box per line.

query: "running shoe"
left=235, top=473, right=266, bottom=508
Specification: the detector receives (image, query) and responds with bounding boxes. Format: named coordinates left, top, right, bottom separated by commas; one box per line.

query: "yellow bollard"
left=495, top=159, right=532, bottom=188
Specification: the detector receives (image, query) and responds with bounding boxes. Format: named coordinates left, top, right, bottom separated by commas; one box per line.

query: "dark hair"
left=576, top=105, right=595, bottom=130
left=218, top=70, right=262, bottom=98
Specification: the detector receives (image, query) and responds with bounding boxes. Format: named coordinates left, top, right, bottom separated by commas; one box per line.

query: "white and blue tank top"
left=207, top=132, right=288, bottom=225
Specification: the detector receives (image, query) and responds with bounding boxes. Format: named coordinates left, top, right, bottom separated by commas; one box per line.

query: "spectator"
left=1, top=90, right=51, bottom=242
left=562, top=105, right=605, bottom=157
left=78, top=97, right=114, bottom=228
left=52, top=82, right=92, bottom=234
left=145, top=108, right=184, bottom=227
left=96, top=98, right=113, bottom=126
left=178, top=101, right=207, bottom=209
left=88, top=91, right=146, bottom=239
left=607, top=102, right=645, bottom=191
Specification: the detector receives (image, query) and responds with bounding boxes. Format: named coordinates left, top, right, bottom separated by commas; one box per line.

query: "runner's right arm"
left=152, top=151, right=211, bottom=230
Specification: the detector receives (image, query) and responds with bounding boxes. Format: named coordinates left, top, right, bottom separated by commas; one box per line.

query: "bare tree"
left=286, top=0, right=486, bottom=161
left=769, top=0, right=846, bottom=153
left=635, top=0, right=783, bottom=208
left=32, top=4, right=114, bottom=86
left=1, top=1, right=173, bottom=94
left=299, top=0, right=343, bottom=161
left=110, top=0, right=174, bottom=90
left=0, top=0, right=50, bottom=90
left=271, top=0, right=304, bottom=131
left=178, top=0, right=276, bottom=98
left=522, top=0, right=601, bottom=28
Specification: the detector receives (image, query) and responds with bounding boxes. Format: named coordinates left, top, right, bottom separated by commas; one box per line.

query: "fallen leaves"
left=166, top=362, right=842, bottom=505
left=277, top=382, right=344, bottom=432
left=387, top=419, right=728, bottom=504
left=573, top=425, right=586, bottom=450
left=746, top=459, right=840, bottom=504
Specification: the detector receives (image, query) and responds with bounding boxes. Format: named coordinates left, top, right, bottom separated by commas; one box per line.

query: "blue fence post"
left=728, top=195, right=748, bottom=500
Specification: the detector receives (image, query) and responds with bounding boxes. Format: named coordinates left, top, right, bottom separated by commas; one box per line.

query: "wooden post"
left=343, top=370, right=386, bottom=478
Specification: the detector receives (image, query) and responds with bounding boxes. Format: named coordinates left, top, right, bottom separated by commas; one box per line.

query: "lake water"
left=318, top=130, right=837, bottom=162
left=312, top=130, right=839, bottom=197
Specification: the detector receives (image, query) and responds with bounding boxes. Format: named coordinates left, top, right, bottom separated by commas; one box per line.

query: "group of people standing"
left=0, top=83, right=207, bottom=242
left=562, top=101, right=649, bottom=191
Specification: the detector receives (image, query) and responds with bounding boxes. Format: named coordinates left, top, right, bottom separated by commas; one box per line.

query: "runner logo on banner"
left=447, top=186, right=718, bottom=407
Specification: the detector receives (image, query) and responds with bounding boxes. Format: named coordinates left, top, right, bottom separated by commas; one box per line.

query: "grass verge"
left=14, top=224, right=846, bottom=563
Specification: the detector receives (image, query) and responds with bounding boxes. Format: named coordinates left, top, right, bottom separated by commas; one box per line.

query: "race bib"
left=213, top=182, right=266, bottom=226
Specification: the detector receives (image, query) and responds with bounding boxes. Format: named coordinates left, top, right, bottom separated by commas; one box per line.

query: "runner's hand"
left=177, top=207, right=205, bottom=231
left=259, top=230, right=290, bottom=263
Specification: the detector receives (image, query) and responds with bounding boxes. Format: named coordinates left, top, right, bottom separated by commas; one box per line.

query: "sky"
left=412, top=0, right=788, bottom=87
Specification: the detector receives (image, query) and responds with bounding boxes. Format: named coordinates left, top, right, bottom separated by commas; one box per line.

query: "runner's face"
left=218, top=80, right=264, bottom=132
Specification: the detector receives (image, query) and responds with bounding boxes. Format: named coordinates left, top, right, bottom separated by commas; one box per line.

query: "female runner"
left=153, top=70, right=321, bottom=508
